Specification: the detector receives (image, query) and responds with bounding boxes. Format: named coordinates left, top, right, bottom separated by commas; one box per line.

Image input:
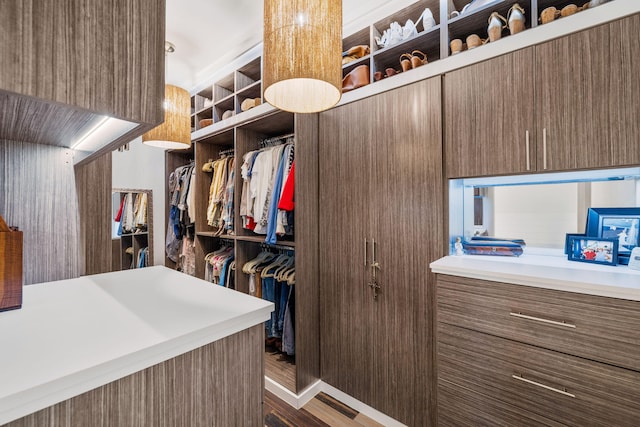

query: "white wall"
left=591, top=180, right=639, bottom=207
left=492, top=183, right=579, bottom=249
left=112, top=138, right=166, bottom=266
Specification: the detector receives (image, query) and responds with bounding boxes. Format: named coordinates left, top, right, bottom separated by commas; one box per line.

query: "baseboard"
left=320, top=382, right=408, bottom=427
left=264, top=377, right=406, bottom=426
left=264, top=377, right=322, bottom=410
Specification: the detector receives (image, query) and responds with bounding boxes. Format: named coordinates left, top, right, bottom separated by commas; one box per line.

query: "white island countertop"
left=0, top=266, right=273, bottom=425
left=430, top=253, right=640, bottom=301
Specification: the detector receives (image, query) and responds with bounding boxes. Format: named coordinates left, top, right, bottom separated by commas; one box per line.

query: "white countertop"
left=430, top=253, right=640, bottom=301
left=0, top=266, right=273, bottom=425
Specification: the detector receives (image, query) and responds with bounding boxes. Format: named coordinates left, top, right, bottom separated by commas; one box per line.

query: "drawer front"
left=437, top=275, right=640, bottom=370
left=438, top=324, right=640, bottom=427
left=439, top=379, right=566, bottom=427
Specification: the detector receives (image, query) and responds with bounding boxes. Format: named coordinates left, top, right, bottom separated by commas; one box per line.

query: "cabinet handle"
left=509, top=312, right=576, bottom=328
left=364, top=239, right=368, bottom=266
left=372, top=238, right=376, bottom=266
left=543, top=128, right=548, bottom=170
left=525, top=130, right=530, bottom=171
left=512, top=374, right=575, bottom=398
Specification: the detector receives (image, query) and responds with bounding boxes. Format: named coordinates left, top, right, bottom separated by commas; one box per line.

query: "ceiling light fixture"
left=263, top=0, right=342, bottom=113
left=142, top=42, right=191, bottom=150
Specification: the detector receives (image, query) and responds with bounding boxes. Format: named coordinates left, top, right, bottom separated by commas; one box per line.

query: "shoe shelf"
left=191, top=56, right=264, bottom=134
left=447, top=0, right=533, bottom=43
left=372, top=24, right=441, bottom=76
left=192, top=86, right=214, bottom=132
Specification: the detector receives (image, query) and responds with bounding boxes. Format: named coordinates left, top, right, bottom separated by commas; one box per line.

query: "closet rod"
left=259, top=133, right=295, bottom=148
left=260, top=242, right=295, bottom=251
left=218, top=148, right=234, bottom=157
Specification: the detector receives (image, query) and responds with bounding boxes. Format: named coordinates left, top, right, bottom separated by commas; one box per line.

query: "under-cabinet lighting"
left=71, top=117, right=138, bottom=152
left=459, top=167, right=640, bottom=188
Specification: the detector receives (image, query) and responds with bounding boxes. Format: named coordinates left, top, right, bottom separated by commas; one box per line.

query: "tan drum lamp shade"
left=142, top=84, right=191, bottom=149
left=263, top=0, right=342, bottom=113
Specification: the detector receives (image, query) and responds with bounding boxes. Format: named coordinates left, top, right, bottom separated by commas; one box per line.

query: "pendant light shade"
left=142, top=84, right=191, bottom=150
left=263, top=0, right=342, bottom=113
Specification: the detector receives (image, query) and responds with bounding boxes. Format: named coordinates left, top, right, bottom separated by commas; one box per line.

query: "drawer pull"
left=509, top=312, right=576, bottom=329
left=512, top=374, right=575, bottom=398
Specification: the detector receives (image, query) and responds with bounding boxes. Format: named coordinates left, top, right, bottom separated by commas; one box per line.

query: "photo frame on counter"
left=586, top=208, right=640, bottom=264
left=564, top=233, right=586, bottom=255
left=567, top=236, right=618, bottom=266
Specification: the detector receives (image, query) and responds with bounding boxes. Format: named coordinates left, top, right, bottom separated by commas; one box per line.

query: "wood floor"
left=265, top=347, right=296, bottom=392
left=264, top=391, right=383, bottom=427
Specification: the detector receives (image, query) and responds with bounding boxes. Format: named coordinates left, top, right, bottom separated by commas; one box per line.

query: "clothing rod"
left=260, top=242, right=295, bottom=251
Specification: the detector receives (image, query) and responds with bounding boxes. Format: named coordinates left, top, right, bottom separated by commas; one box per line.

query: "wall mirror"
left=112, top=189, right=153, bottom=270
left=449, top=167, right=640, bottom=251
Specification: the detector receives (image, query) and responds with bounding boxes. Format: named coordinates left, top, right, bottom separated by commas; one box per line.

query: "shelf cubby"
left=447, top=0, right=533, bottom=43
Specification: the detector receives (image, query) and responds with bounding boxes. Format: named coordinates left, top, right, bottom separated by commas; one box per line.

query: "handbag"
left=342, top=65, right=370, bottom=93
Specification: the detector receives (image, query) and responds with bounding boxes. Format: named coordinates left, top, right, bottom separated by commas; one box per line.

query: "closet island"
left=0, top=266, right=272, bottom=427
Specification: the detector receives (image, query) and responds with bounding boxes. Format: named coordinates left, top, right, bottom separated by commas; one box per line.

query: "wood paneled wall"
left=75, top=153, right=113, bottom=276
left=0, top=140, right=81, bottom=285
left=6, top=325, right=265, bottom=427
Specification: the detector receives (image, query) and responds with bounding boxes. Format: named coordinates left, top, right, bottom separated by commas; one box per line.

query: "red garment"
left=114, top=196, right=125, bottom=222
left=278, top=161, right=295, bottom=211
left=245, top=216, right=257, bottom=231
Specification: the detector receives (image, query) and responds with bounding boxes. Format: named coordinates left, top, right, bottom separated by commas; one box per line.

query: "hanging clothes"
left=240, top=137, right=295, bottom=243
left=166, top=162, right=195, bottom=263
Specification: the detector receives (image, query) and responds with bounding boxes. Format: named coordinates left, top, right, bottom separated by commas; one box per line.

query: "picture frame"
left=585, top=208, right=640, bottom=264
left=564, top=233, right=586, bottom=255
left=567, top=236, right=618, bottom=266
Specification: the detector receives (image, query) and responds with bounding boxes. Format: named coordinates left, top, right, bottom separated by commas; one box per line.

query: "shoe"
left=221, top=110, right=234, bottom=120
left=385, top=68, right=397, bottom=78
left=199, top=118, right=213, bottom=128
left=411, top=50, right=428, bottom=68
left=374, top=71, right=384, bottom=81
left=466, top=34, right=485, bottom=49
left=402, top=19, right=418, bottom=40
left=415, top=7, right=437, bottom=32
left=241, top=97, right=261, bottom=112
left=400, top=53, right=412, bottom=72
left=450, top=39, right=463, bottom=55
left=487, top=12, right=507, bottom=42
left=540, top=6, right=559, bottom=24
left=507, top=4, right=526, bottom=35
left=561, top=4, right=578, bottom=17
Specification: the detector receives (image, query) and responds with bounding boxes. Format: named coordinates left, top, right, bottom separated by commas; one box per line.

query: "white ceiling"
left=165, top=0, right=418, bottom=91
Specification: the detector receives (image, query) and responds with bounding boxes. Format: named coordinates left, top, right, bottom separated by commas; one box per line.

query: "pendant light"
left=263, top=0, right=342, bottom=113
left=142, top=42, right=191, bottom=150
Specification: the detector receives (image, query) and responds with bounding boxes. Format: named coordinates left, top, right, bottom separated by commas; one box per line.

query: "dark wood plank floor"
left=264, top=391, right=383, bottom=427
left=265, top=347, right=296, bottom=392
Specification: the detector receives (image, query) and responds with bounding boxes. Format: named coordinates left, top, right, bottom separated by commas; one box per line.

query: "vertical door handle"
left=525, top=130, right=530, bottom=171
left=364, top=239, right=368, bottom=266
left=372, top=238, right=376, bottom=266
left=543, top=128, right=548, bottom=170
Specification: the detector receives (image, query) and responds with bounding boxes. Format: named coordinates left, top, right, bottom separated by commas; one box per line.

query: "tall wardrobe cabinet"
left=319, top=77, right=444, bottom=426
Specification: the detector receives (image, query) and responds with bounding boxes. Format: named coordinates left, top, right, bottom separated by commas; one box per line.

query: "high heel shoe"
left=487, top=12, right=507, bottom=42
left=415, top=7, right=437, bottom=32
left=400, top=53, right=412, bottom=72
left=410, top=50, right=428, bottom=68
left=507, top=3, right=526, bottom=35
left=342, top=45, right=370, bottom=65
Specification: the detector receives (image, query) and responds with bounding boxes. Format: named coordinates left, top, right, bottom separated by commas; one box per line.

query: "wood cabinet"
left=0, top=0, right=165, bottom=164
left=319, top=77, right=443, bottom=426
left=436, top=274, right=640, bottom=426
left=445, top=14, right=640, bottom=178
left=444, top=47, right=536, bottom=177
left=609, top=13, right=640, bottom=167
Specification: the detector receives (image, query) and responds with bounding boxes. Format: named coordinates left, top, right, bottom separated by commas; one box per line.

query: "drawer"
left=438, top=324, right=640, bottom=427
left=437, top=275, right=640, bottom=370
left=439, top=379, right=565, bottom=427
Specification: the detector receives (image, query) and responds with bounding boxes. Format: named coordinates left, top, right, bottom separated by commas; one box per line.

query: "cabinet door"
left=318, top=97, right=375, bottom=405
left=369, top=78, right=443, bottom=426
left=535, top=23, right=611, bottom=171
left=444, top=48, right=536, bottom=178
left=609, top=14, right=640, bottom=167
